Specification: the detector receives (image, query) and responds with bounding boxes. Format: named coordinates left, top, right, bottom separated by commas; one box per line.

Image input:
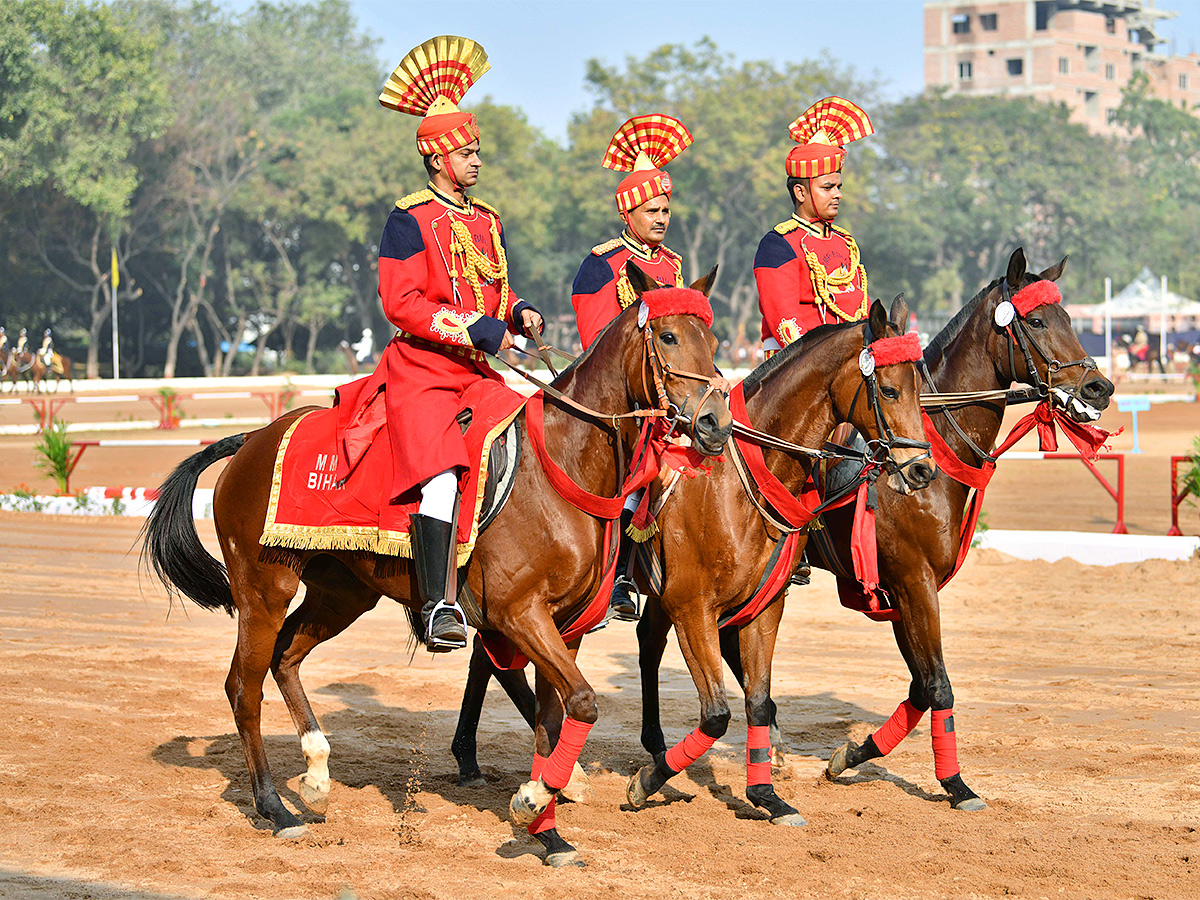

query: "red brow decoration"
left=869, top=332, right=922, bottom=367
left=1012, top=281, right=1062, bottom=317
left=640, top=287, right=714, bottom=327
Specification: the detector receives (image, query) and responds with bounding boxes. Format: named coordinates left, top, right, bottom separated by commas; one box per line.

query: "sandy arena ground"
left=0, top=388, right=1197, bottom=899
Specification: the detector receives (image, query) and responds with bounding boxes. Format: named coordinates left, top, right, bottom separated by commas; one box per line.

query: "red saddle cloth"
left=259, top=377, right=525, bottom=563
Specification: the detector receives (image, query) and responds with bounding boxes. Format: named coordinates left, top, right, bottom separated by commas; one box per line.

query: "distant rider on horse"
left=569, top=114, right=694, bottom=622
left=356, top=35, right=543, bottom=652
left=754, top=97, right=875, bottom=358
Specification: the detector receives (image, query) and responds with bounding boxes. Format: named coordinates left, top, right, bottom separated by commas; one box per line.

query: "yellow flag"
left=111, top=248, right=119, bottom=289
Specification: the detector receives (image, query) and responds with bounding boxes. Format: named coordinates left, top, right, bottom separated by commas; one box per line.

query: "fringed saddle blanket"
left=259, top=378, right=525, bottom=564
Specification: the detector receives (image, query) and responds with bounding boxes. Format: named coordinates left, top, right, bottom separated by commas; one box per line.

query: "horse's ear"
left=689, top=265, right=718, bottom=297
left=1038, top=254, right=1069, bottom=283
left=868, top=299, right=888, bottom=340
left=1006, top=247, right=1027, bottom=290
left=625, top=261, right=659, bottom=298
left=888, top=293, right=909, bottom=334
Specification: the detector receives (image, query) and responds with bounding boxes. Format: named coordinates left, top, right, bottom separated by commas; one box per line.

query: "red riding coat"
left=571, top=234, right=683, bottom=349
left=337, top=186, right=533, bottom=500
left=755, top=215, right=868, bottom=347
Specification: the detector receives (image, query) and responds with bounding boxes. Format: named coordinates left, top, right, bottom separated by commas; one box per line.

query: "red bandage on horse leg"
left=664, top=726, right=718, bottom=773
left=931, top=708, right=961, bottom=781
left=527, top=753, right=556, bottom=835
left=872, top=700, right=925, bottom=755
left=746, top=725, right=771, bottom=786
left=540, top=717, right=593, bottom=791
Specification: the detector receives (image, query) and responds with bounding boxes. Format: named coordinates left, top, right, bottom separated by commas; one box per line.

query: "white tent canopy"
left=1106, top=268, right=1200, bottom=316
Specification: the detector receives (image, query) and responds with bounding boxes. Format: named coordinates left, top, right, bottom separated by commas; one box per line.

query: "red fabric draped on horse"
left=141, top=264, right=732, bottom=867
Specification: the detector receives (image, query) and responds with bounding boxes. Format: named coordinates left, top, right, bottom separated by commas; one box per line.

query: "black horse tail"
left=140, top=434, right=245, bottom=616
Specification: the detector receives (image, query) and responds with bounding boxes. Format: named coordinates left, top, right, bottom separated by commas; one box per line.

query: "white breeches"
left=419, top=469, right=457, bottom=523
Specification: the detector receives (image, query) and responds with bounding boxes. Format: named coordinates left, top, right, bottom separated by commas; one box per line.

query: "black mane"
left=742, top=319, right=860, bottom=394
left=922, top=278, right=998, bottom=365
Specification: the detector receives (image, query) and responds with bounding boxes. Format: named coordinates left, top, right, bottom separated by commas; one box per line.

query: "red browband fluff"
left=1012, top=280, right=1062, bottom=317
left=640, top=287, right=714, bottom=327
left=869, top=332, right=922, bottom=367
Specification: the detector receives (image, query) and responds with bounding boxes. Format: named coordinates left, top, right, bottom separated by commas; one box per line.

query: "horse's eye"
left=659, top=331, right=677, bottom=345
left=880, top=386, right=899, bottom=400
left=1027, top=317, right=1044, bottom=329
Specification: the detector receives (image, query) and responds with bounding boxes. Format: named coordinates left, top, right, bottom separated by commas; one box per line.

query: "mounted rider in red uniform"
left=754, top=97, right=875, bottom=358
left=362, top=35, right=543, bottom=651
left=569, top=114, right=693, bottom=622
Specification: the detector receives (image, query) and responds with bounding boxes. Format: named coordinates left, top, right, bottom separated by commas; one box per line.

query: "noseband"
left=640, top=321, right=727, bottom=442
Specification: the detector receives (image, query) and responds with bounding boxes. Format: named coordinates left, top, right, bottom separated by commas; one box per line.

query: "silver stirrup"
left=426, top=599, right=467, bottom=647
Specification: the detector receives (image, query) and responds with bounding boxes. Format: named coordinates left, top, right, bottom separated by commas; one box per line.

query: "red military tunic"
left=754, top=215, right=869, bottom=348
left=367, top=186, right=532, bottom=500
left=571, top=233, right=683, bottom=349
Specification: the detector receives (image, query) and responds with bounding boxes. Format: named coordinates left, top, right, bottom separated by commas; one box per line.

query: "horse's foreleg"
left=738, top=599, right=805, bottom=826
left=226, top=579, right=306, bottom=838
left=637, top=593, right=673, bottom=756
left=719, top=621, right=785, bottom=763
left=272, top=583, right=379, bottom=816
left=452, top=638, right=501, bottom=787
left=628, top=609, right=729, bottom=809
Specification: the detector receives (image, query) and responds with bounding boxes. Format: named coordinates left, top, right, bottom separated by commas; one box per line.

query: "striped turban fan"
left=379, top=35, right=491, bottom=157
left=785, top=96, right=874, bottom=178
left=602, top=115, right=694, bottom=213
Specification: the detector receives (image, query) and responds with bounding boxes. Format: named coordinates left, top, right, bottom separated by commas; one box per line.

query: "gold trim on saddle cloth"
left=259, top=405, right=524, bottom=563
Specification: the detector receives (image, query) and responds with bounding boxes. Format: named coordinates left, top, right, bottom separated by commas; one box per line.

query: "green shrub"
left=34, top=419, right=72, bottom=494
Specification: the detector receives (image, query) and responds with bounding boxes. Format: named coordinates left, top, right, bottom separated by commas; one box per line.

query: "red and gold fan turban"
left=602, top=115, right=694, bottom=213
left=379, top=35, right=490, bottom=157
left=785, top=96, right=874, bottom=179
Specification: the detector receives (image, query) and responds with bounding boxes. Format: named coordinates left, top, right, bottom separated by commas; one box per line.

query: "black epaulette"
left=395, top=189, right=434, bottom=211
left=591, top=237, right=623, bottom=257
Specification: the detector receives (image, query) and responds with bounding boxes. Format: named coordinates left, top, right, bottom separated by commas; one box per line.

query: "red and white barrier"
left=1004, top=451, right=1127, bottom=534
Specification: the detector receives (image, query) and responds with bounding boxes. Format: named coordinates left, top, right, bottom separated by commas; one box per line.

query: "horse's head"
left=835, top=296, right=936, bottom=494
left=986, top=248, right=1114, bottom=420
left=620, top=262, right=733, bottom=456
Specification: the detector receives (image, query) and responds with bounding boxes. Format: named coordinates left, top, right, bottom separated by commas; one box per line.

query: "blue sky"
left=226, top=0, right=1200, bottom=141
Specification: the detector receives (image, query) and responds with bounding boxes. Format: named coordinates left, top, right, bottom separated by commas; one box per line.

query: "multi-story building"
left=924, top=1, right=1200, bottom=135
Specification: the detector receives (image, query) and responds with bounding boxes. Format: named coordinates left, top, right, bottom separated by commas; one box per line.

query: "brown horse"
left=1, top=348, right=33, bottom=393
left=450, top=296, right=937, bottom=824
left=141, top=266, right=732, bottom=866
left=30, top=351, right=74, bottom=393
left=646, top=247, right=1115, bottom=812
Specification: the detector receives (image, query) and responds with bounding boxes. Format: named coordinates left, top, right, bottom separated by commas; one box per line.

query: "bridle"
left=842, top=321, right=932, bottom=487
left=996, top=277, right=1099, bottom=408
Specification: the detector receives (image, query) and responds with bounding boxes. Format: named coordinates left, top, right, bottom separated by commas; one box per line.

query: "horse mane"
left=923, top=271, right=1048, bottom=366
left=742, top=320, right=859, bottom=395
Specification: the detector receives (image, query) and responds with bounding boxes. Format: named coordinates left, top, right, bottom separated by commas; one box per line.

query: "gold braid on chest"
left=614, top=257, right=684, bottom=310
left=447, top=215, right=511, bottom=321
left=801, top=232, right=868, bottom=322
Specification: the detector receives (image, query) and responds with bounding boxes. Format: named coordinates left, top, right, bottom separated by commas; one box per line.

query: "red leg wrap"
left=746, top=724, right=771, bottom=786
left=931, top=708, right=960, bottom=781
left=541, top=717, right=593, bottom=791
left=664, top=726, right=718, bottom=773
left=527, top=753, right=555, bottom=835
left=872, top=700, right=925, bottom=755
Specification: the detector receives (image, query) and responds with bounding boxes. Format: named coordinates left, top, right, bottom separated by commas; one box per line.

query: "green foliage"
left=33, top=418, right=71, bottom=493
left=971, top=510, right=990, bottom=549
left=1182, top=437, right=1200, bottom=510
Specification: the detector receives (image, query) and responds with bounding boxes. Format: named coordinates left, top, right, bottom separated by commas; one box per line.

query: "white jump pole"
left=1104, top=277, right=1112, bottom=379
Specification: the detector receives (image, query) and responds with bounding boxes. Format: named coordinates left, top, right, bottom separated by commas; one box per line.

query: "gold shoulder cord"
left=616, top=269, right=637, bottom=309
left=447, top=214, right=511, bottom=321
left=801, top=231, right=868, bottom=322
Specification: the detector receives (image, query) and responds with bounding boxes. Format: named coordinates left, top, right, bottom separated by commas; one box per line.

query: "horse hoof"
left=275, top=823, right=308, bottom=840
left=298, top=776, right=329, bottom=815
left=826, top=743, right=850, bottom=779
left=457, top=773, right=488, bottom=789
left=770, top=812, right=808, bottom=827
left=510, top=779, right=552, bottom=827
left=626, top=767, right=652, bottom=809
left=560, top=762, right=593, bottom=804
left=954, top=797, right=989, bottom=812
left=544, top=849, right=584, bottom=868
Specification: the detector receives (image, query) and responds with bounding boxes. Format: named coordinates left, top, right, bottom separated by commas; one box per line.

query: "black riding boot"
left=609, top=508, right=640, bottom=622
left=788, top=551, right=812, bottom=588
left=410, top=513, right=468, bottom=652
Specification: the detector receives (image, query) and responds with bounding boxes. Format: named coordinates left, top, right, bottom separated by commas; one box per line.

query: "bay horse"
left=647, top=247, right=1115, bottom=812
left=450, top=297, right=937, bottom=825
left=31, top=351, right=74, bottom=393
left=142, top=265, right=732, bottom=866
